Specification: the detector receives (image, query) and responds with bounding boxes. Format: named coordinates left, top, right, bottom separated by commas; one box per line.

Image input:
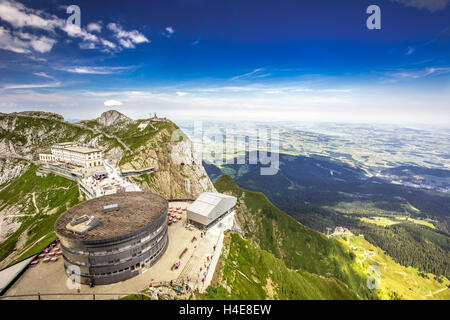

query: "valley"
left=0, top=112, right=448, bottom=300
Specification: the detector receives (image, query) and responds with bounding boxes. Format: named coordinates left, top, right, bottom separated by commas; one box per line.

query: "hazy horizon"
left=0, top=0, right=449, bottom=127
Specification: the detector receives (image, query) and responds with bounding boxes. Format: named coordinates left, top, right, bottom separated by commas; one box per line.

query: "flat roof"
left=63, top=146, right=101, bottom=154
left=55, top=142, right=76, bottom=146
left=55, top=192, right=167, bottom=241
left=187, top=192, right=236, bottom=217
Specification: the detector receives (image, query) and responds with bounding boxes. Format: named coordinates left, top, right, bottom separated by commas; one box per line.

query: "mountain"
left=204, top=232, right=358, bottom=300
left=0, top=110, right=214, bottom=198
left=1, top=111, right=447, bottom=300
left=0, top=165, right=81, bottom=268
left=205, top=175, right=450, bottom=300
left=204, top=153, right=450, bottom=278
left=95, top=110, right=134, bottom=127
left=0, top=110, right=215, bottom=268
left=209, top=175, right=374, bottom=299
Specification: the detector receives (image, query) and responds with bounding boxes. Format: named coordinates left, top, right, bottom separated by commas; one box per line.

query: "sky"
left=0, top=0, right=449, bottom=126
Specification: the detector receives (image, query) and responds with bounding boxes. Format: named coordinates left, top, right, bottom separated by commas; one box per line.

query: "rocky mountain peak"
left=96, top=110, right=133, bottom=127
left=11, top=111, right=64, bottom=122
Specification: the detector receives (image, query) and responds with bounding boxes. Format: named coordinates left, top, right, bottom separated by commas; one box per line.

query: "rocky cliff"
left=96, top=109, right=134, bottom=127
left=120, top=126, right=215, bottom=198
left=0, top=110, right=215, bottom=198
left=0, top=110, right=215, bottom=268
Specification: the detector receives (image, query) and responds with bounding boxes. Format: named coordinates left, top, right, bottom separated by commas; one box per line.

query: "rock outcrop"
left=96, top=110, right=134, bottom=127
left=119, top=127, right=216, bottom=199
left=0, top=158, right=31, bottom=185
left=0, top=110, right=215, bottom=199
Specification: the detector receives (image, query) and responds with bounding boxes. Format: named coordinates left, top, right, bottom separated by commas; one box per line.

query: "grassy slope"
left=0, top=115, right=197, bottom=268
left=204, top=232, right=358, bottom=300
left=337, top=234, right=450, bottom=300
left=0, top=115, right=96, bottom=152
left=0, top=166, right=81, bottom=267
left=211, top=175, right=376, bottom=300
left=118, top=120, right=179, bottom=165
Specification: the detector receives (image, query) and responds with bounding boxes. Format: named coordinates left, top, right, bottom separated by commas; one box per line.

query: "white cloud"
left=56, top=66, right=132, bottom=74
left=190, top=39, right=200, bottom=46
left=79, top=42, right=96, bottom=50
left=0, top=26, right=55, bottom=53
left=87, top=22, right=102, bottom=33
left=29, top=35, right=55, bottom=53
left=406, top=46, right=415, bottom=55
left=165, top=26, right=174, bottom=34
left=29, top=55, right=46, bottom=62
left=119, top=38, right=135, bottom=48
left=62, top=24, right=98, bottom=43
left=0, top=0, right=62, bottom=31
left=107, top=23, right=149, bottom=49
left=104, top=99, right=123, bottom=107
left=320, top=88, right=352, bottom=93
left=389, top=67, right=450, bottom=79
left=33, top=72, right=55, bottom=80
left=101, top=39, right=116, bottom=49
left=0, top=1, right=121, bottom=54
left=0, top=25, right=30, bottom=53
left=293, top=88, right=313, bottom=92
left=1, top=83, right=448, bottom=127
left=390, top=0, right=449, bottom=11
left=265, top=90, right=282, bottom=94
left=176, top=91, right=188, bottom=96
left=231, top=68, right=271, bottom=80
left=3, top=82, right=61, bottom=89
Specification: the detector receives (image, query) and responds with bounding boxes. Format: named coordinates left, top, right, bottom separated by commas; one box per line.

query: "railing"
left=120, top=167, right=155, bottom=177
left=0, top=280, right=191, bottom=300
left=0, top=292, right=144, bottom=300
left=77, top=178, right=96, bottom=199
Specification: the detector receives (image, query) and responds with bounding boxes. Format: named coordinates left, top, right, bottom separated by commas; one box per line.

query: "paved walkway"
left=2, top=205, right=235, bottom=299
left=0, top=255, right=36, bottom=294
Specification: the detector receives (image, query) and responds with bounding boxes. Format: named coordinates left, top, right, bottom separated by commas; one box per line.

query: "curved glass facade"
left=56, top=204, right=169, bottom=285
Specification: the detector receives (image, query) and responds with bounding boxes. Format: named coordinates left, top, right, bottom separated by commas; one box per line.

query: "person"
left=77, top=287, right=80, bottom=294
left=178, top=286, right=181, bottom=295
left=213, top=245, right=216, bottom=251
left=186, top=284, right=189, bottom=291
left=170, top=280, right=173, bottom=287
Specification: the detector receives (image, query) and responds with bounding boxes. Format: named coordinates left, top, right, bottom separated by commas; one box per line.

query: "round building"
left=54, top=192, right=168, bottom=285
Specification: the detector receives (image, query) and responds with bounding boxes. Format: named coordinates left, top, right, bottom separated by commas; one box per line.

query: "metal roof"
left=64, top=146, right=101, bottom=154
left=55, top=192, right=167, bottom=240
left=187, top=192, right=235, bottom=217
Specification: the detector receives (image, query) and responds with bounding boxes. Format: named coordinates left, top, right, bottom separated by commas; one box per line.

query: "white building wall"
left=47, top=145, right=103, bottom=168
left=187, top=194, right=237, bottom=227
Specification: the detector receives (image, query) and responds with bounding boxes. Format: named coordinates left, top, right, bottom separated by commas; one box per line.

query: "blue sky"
left=0, top=0, right=449, bottom=126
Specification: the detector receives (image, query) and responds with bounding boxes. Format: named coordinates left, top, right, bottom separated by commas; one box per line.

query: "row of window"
left=64, top=229, right=168, bottom=267
left=63, top=223, right=166, bottom=257
left=67, top=240, right=167, bottom=278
